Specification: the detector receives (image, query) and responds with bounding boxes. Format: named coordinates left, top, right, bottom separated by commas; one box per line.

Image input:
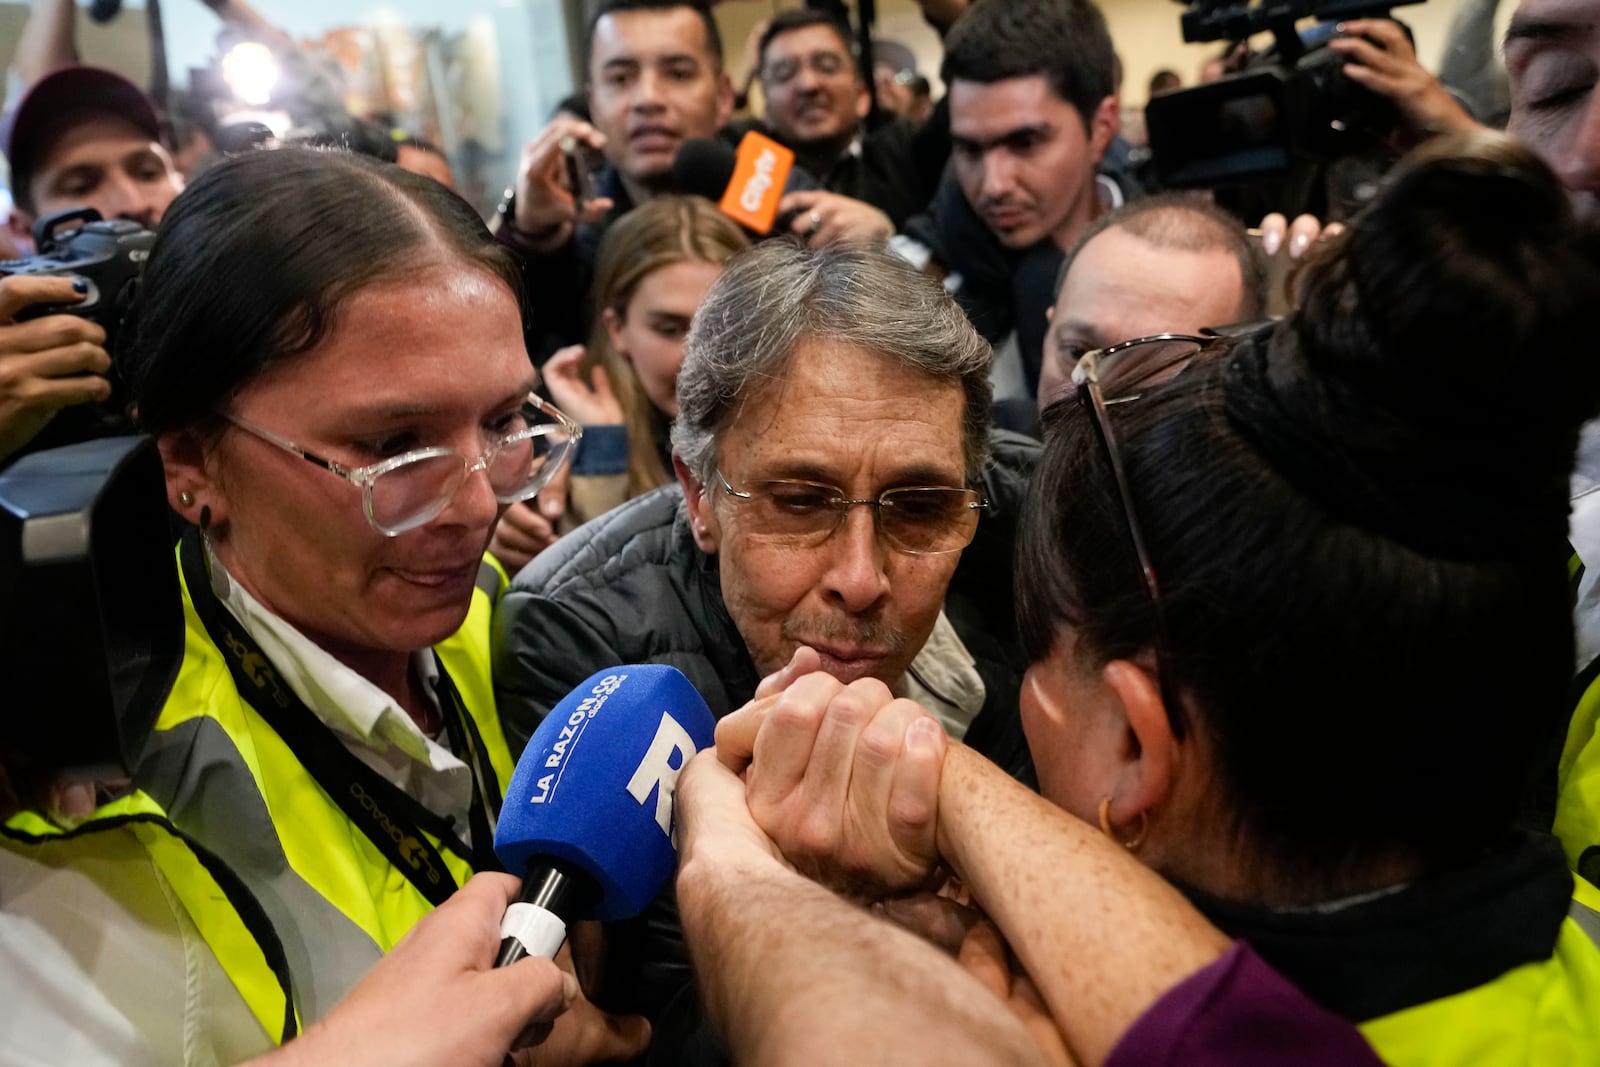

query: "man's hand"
left=0, top=275, right=110, bottom=463
left=677, top=746, right=789, bottom=875
left=259, top=873, right=577, bottom=1067
left=779, top=190, right=894, bottom=247
left=716, top=662, right=948, bottom=896
left=510, top=943, right=651, bottom=1067
left=511, top=119, right=616, bottom=254
left=489, top=464, right=570, bottom=574
left=958, top=920, right=1076, bottom=1067
left=1329, top=19, right=1482, bottom=142
left=542, top=345, right=623, bottom=427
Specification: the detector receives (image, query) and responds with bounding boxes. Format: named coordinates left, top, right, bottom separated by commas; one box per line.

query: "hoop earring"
left=198, top=505, right=212, bottom=532
left=1098, top=796, right=1149, bottom=852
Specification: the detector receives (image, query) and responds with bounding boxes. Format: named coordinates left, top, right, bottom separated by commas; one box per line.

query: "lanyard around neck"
left=179, top=531, right=502, bottom=907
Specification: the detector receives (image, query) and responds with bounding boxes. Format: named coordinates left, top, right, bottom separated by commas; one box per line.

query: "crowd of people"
left=1, top=0, right=1599, bottom=1064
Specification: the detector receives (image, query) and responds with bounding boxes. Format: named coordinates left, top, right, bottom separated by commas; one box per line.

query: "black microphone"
left=670, top=133, right=820, bottom=237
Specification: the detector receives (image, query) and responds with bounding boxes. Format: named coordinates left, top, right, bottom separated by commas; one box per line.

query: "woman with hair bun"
left=1008, top=129, right=1600, bottom=1061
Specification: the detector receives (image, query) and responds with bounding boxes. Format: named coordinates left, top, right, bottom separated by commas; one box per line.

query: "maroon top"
left=1104, top=942, right=1383, bottom=1066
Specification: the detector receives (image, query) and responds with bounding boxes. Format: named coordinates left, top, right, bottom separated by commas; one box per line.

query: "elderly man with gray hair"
left=492, top=238, right=1037, bottom=1048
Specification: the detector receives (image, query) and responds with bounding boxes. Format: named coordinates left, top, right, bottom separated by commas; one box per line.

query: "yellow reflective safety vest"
left=132, top=537, right=515, bottom=1027
left=1557, top=663, right=1600, bottom=885
left=1, top=791, right=297, bottom=1059
left=1559, top=546, right=1600, bottom=882
left=1206, top=832, right=1600, bottom=1067
left=1358, top=877, right=1600, bottom=1064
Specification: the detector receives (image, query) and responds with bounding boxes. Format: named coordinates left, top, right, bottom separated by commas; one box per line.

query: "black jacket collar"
left=1187, top=831, right=1573, bottom=1021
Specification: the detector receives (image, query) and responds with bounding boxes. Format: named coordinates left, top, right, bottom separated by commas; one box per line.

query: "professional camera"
left=0, top=436, right=179, bottom=784
left=0, top=207, right=155, bottom=455
left=1145, top=0, right=1425, bottom=192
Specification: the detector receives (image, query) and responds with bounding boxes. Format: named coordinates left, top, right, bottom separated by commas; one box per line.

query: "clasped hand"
left=709, top=647, right=949, bottom=896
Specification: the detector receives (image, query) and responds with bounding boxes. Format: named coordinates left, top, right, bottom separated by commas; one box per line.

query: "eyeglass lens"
left=742, top=482, right=980, bottom=554
left=1095, top=338, right=1206, bottom=395
left=368, top=422, right=573, bottom=534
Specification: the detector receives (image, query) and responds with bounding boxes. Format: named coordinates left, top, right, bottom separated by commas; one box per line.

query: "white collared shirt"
left=207, top=552, right=485, bottom=844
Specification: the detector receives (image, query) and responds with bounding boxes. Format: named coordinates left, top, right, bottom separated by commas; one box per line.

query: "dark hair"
left=757, top=9, right=855, bottom=75
left=587, top=0, right=723, bottom=70
left=1056, top=192, right=1268, bottom=322
left=673, top=239, right=993, bottom=488
left=122, top=146, right=523, bottom=435
left=1017, top=132, right=1600, bottom=891
left=552, top=91, right=592, bottom=124
left=940, top=0, right=1114, bottom=128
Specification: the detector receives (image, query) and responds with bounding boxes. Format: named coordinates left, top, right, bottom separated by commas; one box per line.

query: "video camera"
left=0, top=207, right=155, bottom=455
left=1145, top=0, right=1425, bottom=191
left=0, top=436, right=179, bottom=785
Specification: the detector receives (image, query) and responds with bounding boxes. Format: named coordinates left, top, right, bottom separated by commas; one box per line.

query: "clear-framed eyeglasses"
left=715, top=470, right=988, bottom=556
left=225, top=395, right=582, bottom=537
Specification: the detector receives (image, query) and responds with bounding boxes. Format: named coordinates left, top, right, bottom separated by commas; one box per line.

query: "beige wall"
left=713, top=0, right=1475, bottom=111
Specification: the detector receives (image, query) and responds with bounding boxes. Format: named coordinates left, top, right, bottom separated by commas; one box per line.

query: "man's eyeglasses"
left=715, top=471, right=988, bottom=556
left=1071, top=333, right=1215, bottom=738
left=225, top=395, right=582, bottom=537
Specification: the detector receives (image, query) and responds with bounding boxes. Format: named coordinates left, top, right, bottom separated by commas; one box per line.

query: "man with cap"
left=0, top=65, right=176, bottom=464
left=3, top=64, right=182, bottom=237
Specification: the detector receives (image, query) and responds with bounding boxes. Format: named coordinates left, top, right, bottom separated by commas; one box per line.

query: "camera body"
left=2, top=206, right=154, bottom=349
left=1146, top=0, right=1424, bottom=191
left=0, top=208, right=155, bottom=454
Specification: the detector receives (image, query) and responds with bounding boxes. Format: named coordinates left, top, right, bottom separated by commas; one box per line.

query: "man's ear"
left=1087, top=94, right=1120, bottom=167
left=715, top=71, right=737, bottom=129
left=1100, top=658, right=1178, bottom=828
left=158, top=429, right=227, bottom=531
left=673, top=454, right=721, bottom=554
left=854, top=80, right=872, bottom=121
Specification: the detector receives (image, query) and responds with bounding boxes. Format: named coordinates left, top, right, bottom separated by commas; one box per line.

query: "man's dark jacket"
left=491, top=430, right=1039, bottom=1045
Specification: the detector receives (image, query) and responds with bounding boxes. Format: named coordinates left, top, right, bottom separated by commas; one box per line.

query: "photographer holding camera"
left=0, top=66, right=179, bottom=465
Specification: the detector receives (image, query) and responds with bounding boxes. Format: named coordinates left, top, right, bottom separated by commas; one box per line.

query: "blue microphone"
left=493, top=665, right=715, bottom=966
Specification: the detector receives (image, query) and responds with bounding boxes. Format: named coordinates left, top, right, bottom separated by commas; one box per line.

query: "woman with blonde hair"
left=491, top=196, right=747, bottom=571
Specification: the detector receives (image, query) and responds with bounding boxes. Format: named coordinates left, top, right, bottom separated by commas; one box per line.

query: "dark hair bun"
left=1226, top=132, right=1600, bottom=559
left=1298, top=130, right=1600, bottom=432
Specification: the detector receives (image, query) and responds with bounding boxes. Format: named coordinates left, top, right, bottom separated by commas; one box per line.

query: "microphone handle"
left=495, top=856, right=599, bottom=967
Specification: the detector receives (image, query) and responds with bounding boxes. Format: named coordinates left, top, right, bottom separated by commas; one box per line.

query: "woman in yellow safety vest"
left=2, top=146, right=648, bottom=1064
left=1013, top=132, right=1600, bottom=1065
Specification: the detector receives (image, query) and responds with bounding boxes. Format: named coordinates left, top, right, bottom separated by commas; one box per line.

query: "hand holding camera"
left=509, top=118, right=615, bottom=253
left=0, top=208, right=154, bottom=463
left=1330, top=18, right=1481, bottom=143
left=0, top=275, right=110, bottom=463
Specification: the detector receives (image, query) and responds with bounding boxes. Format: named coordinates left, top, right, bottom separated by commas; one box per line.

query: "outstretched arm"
left=9, top=0, right=79, bottom=92
left=675, top=748, right=1058, bottom=1067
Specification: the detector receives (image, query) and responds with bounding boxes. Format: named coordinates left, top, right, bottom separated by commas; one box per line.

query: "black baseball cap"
left=1, top=65, right=161, bottom=203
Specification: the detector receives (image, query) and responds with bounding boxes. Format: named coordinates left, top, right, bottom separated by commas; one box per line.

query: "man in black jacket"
left=753, top=9, right=948, bottom=230
left=493, top=241, right=1036, bottom=1050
